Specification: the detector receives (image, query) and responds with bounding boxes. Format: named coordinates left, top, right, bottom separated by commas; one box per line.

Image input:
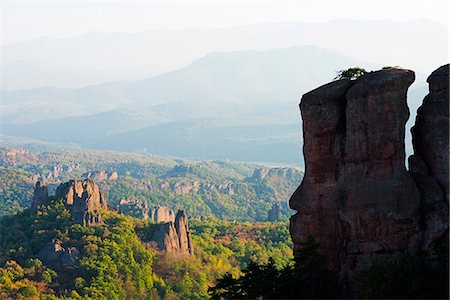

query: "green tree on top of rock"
left=335, top=67, right=367, bottom=80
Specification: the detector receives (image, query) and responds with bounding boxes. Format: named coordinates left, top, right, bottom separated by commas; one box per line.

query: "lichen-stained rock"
left=409, top=64, right=449, bottom=251
left=290, top=68, right=422, bottom=292
left=32, top=181, right=49, bottom=211
left=55, top=179, right=107, bottom=226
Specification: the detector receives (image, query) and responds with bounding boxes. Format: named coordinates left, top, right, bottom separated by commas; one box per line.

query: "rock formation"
left=32, top=181, right=49, bottom=211
left=82, top=170, right=119, bottom=182
left=267, top=203, right=281, bottom=222
left=119, top=198, right=150, bottom=219
left=409, top=64, right=449, bottom=251
left=217, top=180, right=237, bottom=196
left=150, top=206, right=175, bottom=223
left=55, top=179, right=108, bottom=226
left=289, top=67, right=448, bottom=293
left=149, top=209, right=194, bottom=256
left=38, top=239, right=80, bottom=268
left=250, top=167, right=299, bottom=181
left=174, top=210, right=194, bottom=255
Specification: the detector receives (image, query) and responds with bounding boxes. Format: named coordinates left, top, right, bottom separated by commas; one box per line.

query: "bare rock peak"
left=54, top=179, right=107, bottom=226
left=149, top=208, right=194, bottom=256
left=427, top=64, right=450, bottom=92
left=32, top=180, right=49, bottom=211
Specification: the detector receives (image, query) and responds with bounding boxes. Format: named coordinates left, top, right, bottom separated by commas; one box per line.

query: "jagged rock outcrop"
left=409, top=64, right=449, bottom=251
left=149, top=209, right=194, bottom=256
left=150, top=206, right=175, bottom=223
left=38, top=239, right=80, bottom=268
left=55, top=179, right=107, bottom=226
left=0, top=148, right=39, bottom=165
left=159, top=179, right=200, bottom=195
left=290, top=68, right=425, bottom=292
left=217, top=180, right=237, bottom=195
left=267, top=203, right=281, bottom=222
left=250, top=167, right=299, bottom=181
left=174, top=210, right=194, bottom=255
left=32, top=181, right=49, bottom=210
left=81, top=170, right=119, bottom=182
left=119, top=198, right=150, bottom=219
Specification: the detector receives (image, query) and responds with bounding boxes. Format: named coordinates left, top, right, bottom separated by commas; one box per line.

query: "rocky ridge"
left=81, top=170, right=119, bottom=182
left=32, top=179, right=108, bottom=226
left=289, top=65, right=449, bottom=292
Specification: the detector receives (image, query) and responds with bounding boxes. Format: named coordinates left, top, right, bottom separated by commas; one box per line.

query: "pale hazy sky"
left=2, top=0, right=449, bottom=45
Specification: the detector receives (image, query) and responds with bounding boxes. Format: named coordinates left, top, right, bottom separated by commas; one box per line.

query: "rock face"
left=32, top=181, right=49, bottom=210
left=55, top=179, right=108, bottom=226
left=150, top=209, right=194, bottom=256
left=290, top=68, right=425, bottom=291
left=174, top=210, right=194, bottom=255
left=38, top=239, right=80, bottom=268
left=409, top=64, right=449, bottom=251
left=150, top=206, right=175, bottom=223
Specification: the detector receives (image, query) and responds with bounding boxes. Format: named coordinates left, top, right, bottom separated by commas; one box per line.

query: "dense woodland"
left=0, top=146, right=297, bottom=299
left=0, top=147, right=300, bottom=221
left=0, top=203, right=293, bottom=299
left=0, top=146, right=448, bottom=299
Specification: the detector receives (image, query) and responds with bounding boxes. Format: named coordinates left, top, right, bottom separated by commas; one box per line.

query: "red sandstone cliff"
left=290, top=65, right=449, bottom=292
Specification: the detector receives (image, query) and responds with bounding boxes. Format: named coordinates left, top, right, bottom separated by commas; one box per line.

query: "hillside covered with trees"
left=0, top=200, right=293, bottom=299
left=0, top=147, right=301, bottom=221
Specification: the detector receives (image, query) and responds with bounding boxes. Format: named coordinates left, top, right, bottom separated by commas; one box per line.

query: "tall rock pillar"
left=290, top=68, right=422, bottom=292
left=409, top=64, right=449, bottom=251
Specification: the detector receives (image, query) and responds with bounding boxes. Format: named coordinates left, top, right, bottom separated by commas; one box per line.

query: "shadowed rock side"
left=55, top=179, right=108, bottom=226
left=174, top=210, right=194, bottom=255
left=290, top=68, right=423, bottom=292
left=38, top=239, right=80, bottom=269
left=150, top=209, right=194, bottom=256
left=409, top=64, right=449, bottom=251
left=31, top=181, right=49, bottom=211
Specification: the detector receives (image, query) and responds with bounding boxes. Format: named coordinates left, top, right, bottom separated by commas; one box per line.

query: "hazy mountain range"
left=2, top=19, right=441, bottom=165
left=3, top=45, right=373, bottom=165
left=3, top=19, right=446, bottom=90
